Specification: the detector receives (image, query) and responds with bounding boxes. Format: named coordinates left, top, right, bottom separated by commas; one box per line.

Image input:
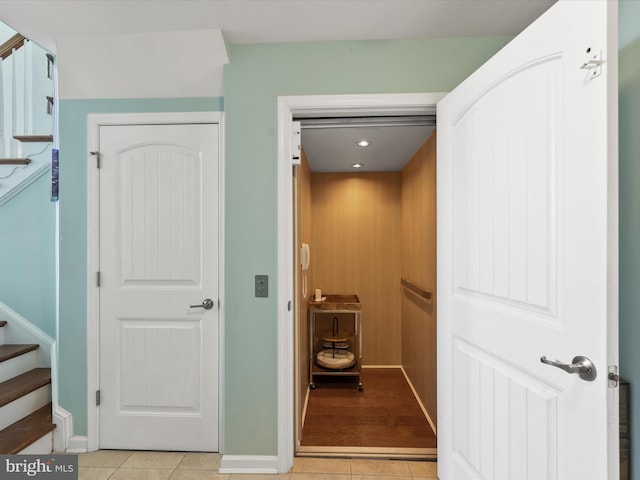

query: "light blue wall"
left=619, top=1, right=640, bottom=477
left=222, top=36, right=511, bottom=454
left=57, top=97, right=223, bottom=435
left=0, top=172, right=56, bottom=337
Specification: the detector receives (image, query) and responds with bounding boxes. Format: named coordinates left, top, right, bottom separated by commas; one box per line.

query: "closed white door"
left=98, top=123, right=219, bottom=451
left=437, top=1, right=617, bottom=478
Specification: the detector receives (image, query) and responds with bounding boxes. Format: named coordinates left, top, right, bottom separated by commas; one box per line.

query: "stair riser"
left=0, top=385, right=51, bottom=431
left=0, top=351, right=38, bottom=383
left=0, top=328, right=4, bottom=345
left=18, top=431, right=53, bottom=455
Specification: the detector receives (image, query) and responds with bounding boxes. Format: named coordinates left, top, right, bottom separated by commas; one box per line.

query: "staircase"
left=0, top=320, right=55, bottom=454
left=0, top=28, right=56, bottom=206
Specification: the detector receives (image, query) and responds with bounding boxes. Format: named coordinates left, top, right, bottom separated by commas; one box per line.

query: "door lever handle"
left=190, top=298, right=214, bottom=310
left=540, top=355, right=597, bottom=381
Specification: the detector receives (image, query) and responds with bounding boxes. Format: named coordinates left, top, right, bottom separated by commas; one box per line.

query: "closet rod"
left=400, top=278, right=432, bottom=302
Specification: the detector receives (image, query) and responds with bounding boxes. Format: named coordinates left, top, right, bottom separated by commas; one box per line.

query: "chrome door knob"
left=190, top=298, right=215, bottom=310
left=540, top=355, right=597, bottom=381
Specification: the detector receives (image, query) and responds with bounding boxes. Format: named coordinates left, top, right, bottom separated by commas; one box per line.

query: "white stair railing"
left=0, top=33, right=55, bottom=205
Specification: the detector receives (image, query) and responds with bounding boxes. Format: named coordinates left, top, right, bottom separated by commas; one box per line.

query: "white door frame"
left=276, top=93, right=445, bottom=472
left=86, top=111, right=225, bottom=452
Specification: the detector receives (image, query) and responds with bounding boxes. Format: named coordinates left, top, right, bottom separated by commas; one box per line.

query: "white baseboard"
left=219, top=455, right=280, bottom=474
left=66, top=436, right=88, bottom=453
left=53, top=405, right=72, bottom=452
left=53, top=405, right=89, bottom=453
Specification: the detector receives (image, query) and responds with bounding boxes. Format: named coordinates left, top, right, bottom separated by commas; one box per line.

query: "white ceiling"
left=0, top=0, right=556, bottom=171
left=0, top=0, right=556, bottom=54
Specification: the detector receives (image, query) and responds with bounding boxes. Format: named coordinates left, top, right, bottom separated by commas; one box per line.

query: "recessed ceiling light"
left=356, top=140, right=370, bottom=147
left=352, top=163, right=365, bottom=169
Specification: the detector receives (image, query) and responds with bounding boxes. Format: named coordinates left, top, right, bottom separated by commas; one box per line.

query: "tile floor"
left=78, top=451, right=438, bottom=480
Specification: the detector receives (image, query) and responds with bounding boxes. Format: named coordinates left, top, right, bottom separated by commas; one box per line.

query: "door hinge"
left=96, top=271, right=101, bottom=287
left=608, top=365, right=619, bottom=388
left=580, top=49, right=604, bottom=79
left=288, top=300, right=292, bottom=312
left=90, top=151, right=100, bottom=168
left=96, top=390, right=101, bottom=406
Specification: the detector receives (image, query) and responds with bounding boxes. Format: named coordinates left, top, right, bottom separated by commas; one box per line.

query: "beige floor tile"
left=79, top=450, right=134, bottom=468
left=179, top=453, right=222, bottom=470
left=350, top=460, right=410, bottom=476
left=78, top=467, right=117, bottom=480
left=351, top=476, right=412, bottom=480
left=292, top=458, right=351, bottom=474
left=407, top=462, right=437, bottom=478
left=290, top=474, right=350, bottom=480
left=170, top=471, right=230, bottom=480
left=110, top=468, right=174, bottom=480
left=122, top=451, right=186, bottom=470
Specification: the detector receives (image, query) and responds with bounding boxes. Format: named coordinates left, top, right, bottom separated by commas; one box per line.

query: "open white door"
left=437, top=1, right=618, bottom=478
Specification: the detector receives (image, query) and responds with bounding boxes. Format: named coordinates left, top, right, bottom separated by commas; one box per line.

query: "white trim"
left=53, top=405, right=73, bottom=452
left=0, top=162, right=50, bottom=207
left=277, top=93, right=445, bottom=473
left=86, top=111, right=225, bottom=452
left=66, top=435, right=88, bottom=454
left=219, top=455, right=279, bottom=474
left=217, top=114, right=226, bottom=456
left=0, top=300, right=55, bottom=368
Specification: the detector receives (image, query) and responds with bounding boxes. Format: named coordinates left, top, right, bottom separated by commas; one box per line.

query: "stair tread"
left=0, top=404, right=55, bottom=454
left=0, top=368, right=51, bottom=408
left=13, top=135, right=54, bottom=143
left=0, top=158, right=31, bottom=165
left=0, top=344, right=39, bottom=363
left=0, top=321, right=6, bottom=327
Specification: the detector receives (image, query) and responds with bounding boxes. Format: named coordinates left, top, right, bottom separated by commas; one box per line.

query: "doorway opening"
left=276, top=93, right=445, bottom=463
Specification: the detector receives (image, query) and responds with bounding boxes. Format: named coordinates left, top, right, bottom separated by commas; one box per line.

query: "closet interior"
left=294, top=115, right=438, bottom=457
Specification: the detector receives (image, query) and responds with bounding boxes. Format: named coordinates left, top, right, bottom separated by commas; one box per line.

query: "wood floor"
left=300, top=368, right=437, bottom=449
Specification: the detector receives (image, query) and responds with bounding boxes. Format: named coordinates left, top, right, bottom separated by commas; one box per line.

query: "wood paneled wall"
left=310, top=172, right=402, bottom=365
left=401, top=130, right=437, bottom=428
left=295, top=149, right=313, bottom=442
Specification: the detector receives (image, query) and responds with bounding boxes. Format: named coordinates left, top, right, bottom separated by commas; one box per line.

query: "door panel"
left=99, top=123, right=219, bottom=451
left=438, top=1, right=617, bottom=478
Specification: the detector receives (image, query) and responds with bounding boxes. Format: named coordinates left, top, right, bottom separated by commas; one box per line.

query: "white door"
left=98, top=123, right=219, bottom=451
left=437, top=1, right=617, bottom=478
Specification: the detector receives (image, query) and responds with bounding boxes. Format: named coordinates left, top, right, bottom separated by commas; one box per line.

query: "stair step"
left=13, top=135, right=54, bottom=143
left=0, top=344, right=39, bottom=363
left=0, top=33, right=26, bottom=61
left=0, top=368, right=51, bottom=408
left=0, top=404, right=55, bottom=454
left=0, top=350, right=38, bottom=384
left=0, top=158, right=31, bottom=165
left=0, top=384, right=51, bottom=432
left=0, top=321, right=6, bottom=327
